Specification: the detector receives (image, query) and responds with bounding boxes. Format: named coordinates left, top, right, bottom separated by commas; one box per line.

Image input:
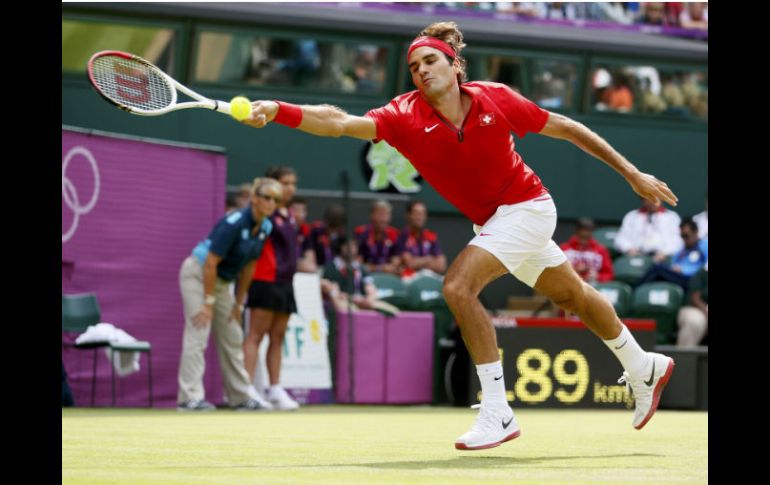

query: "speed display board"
left=467, top=319, right=656, bottom=409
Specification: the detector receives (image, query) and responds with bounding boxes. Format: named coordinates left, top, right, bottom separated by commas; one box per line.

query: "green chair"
left=631, top=282, right=684, bottom=344
left=405, top=275, right=453, bottom=343
left=613, top=255, right=653, bottom=286
left=62, top=293, right=153, bottom=407
left=370, top=272, right=409, bottom=309
left=405, top=275, right=445, bottom=310
left=593, top=226, right=621, bottom=258
left=591, top=281, right=633, bottom=317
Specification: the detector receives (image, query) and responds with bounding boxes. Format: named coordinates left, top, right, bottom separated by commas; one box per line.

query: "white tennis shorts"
left=469, top=195, right=567, bottom=287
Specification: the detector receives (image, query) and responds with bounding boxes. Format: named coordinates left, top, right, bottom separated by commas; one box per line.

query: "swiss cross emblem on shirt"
left=479, top=113, right=495, bottom=126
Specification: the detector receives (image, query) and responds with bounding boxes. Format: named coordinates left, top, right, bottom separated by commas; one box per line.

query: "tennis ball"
left=229, top=96, right=252, bottom=121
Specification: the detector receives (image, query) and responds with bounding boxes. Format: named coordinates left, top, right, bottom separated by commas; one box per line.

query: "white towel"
left=74, top=323, right=141, bottom=376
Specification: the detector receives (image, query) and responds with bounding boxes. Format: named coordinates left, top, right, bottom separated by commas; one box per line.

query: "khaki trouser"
left=676, top=306, right=707, bottom=347
left=177, top=256, right=257, bottom=405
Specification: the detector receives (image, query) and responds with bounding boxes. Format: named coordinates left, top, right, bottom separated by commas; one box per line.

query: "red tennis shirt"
left=365, top=81, right=549, bottom=226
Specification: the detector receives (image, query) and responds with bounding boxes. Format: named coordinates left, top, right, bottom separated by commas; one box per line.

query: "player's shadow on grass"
left=347, top=454, right=662, bottom=470
left=153, top=454, right=664, bottom=471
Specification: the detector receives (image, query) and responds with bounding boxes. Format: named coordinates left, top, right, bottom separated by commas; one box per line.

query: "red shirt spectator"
left=559, top=218, right=614, bottom=283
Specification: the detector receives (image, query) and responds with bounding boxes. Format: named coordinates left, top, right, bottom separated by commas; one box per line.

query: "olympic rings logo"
left=62, top=146, right=100, bottom=243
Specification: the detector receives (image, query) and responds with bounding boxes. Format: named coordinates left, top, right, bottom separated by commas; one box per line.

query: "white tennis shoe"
left=455, top=403, right=520, bottom=450
left=618, top=352, right=675, bottom=430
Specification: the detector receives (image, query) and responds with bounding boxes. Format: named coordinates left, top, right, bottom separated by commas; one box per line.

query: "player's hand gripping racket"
left=87, top=50, right=238, bottom=117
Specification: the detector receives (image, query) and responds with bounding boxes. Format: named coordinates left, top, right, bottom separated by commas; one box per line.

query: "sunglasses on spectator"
left=258, top=193, right=281, bottom=203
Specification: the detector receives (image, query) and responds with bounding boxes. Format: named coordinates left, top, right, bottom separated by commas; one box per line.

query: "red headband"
left=407, top=36, right=456, bottom=62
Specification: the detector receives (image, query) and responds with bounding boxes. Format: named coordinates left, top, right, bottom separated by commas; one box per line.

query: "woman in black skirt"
left=244, top=166, right=300, bottom=410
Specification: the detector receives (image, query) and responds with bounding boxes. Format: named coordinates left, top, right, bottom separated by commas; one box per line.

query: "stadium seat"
left=591, top=280, right=633, bottom=317
left=612, top=254, right=653, bottom=286
left=631, top=282, right=684, bottom=344
left=593, top=226, right=621, bottom=258
left=370, top=272, right=409, bottom=308
left=62, top=293, right=153, bottom=407
left=405, top=275, right=445, bottom=310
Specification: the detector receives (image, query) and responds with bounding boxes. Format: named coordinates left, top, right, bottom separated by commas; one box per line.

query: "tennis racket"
left=87, top=50, right=237, bottom=117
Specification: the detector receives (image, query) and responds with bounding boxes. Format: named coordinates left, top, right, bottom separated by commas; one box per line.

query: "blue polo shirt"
left=671, top=239, right=708, bottom=277
left=191, top=207, right=273, bottom=281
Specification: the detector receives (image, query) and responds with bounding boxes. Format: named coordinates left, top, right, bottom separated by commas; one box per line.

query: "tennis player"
left=243, top=22, right=677, bottom=450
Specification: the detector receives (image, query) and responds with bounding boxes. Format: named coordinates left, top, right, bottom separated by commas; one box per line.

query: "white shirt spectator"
left=598, top=2, right=634, bottom=24
left=693, top=210, right=708, bottom=241
left=614, top=206, right=683, bottom=256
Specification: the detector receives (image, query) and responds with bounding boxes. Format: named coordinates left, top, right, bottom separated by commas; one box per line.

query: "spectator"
left=597, top=2, right=635, bottom=24
left=681, top=73, right=705, bottom=113
left=177, top=177, right=281, bottom=411
left=225, top=191, right=238, bottom=214
left=592, top=68, right=613, bottom=111
left=690, top=90, right=708, bottom=120
left=234, top=182, right=253, bottom=209
left=559, top=217, right=614, bottom=283
left=628, top=66, right=664, bottom=112
left=534, top=75, right=567, bottom=109
left=637, top=218, right=707, bottom=290
left=306, top=203, right=347, bottom=269
left=321, top=236, right=401, bottom=315
left=661, top=74, right=688, bottom=116
left=290, top=196, right=315, bottom=272
left=244, top=166, right=301, bottom=411
left=614, top=198, right=683, bottom=263
left=692, top=194, right=707, bottom=241
left=676, top=262, right=708, bottom=347
left=321, top=236, right=378, bottom=311
left=353, top=45, right=384, bottom=94
left=505, top=2, right=545, bottom=17
left=679, top=2, right=708, bottom=30
left=664, top=2, right=685, bottom=27
left=396, top=200, right=447, bottom=278
left=226, top=182, right=252, bottom=213
left=355, top=199, right=401, bottom=275
left=636, top=2, right=667, bottom=26
left=543, top=2, right=578, bottom=20
left=602, top=72, right=634, bottom=113
left=638, top=79, right=667, bottom=113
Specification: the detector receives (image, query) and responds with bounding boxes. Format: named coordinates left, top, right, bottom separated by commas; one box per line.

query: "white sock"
left=476, top=361, right=507, bottom=406
left=604, top=325, right=650, bottom=376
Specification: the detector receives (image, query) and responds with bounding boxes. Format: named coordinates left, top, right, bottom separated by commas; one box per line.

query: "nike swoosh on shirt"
left=424, top=124, right=439, bottom=133
left=614, top=340, right=628, bottom=350
left=479, top=233, right=493, bottom=236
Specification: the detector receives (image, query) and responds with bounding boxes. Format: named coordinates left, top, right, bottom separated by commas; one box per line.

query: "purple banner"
left=336, top=310, right=433, bottom=404
left=62, top=128, right=227, bottom=407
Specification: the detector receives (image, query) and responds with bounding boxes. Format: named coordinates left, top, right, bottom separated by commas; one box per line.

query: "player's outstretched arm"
left=242, top=100, right=377, bottom=141
left=539, top=111, right=678, bottom=207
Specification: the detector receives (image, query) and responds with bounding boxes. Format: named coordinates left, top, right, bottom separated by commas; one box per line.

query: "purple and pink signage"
left=62, top=127, right=227, bottom=407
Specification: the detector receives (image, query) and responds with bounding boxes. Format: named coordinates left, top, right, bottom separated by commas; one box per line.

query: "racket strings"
left=91, top=56, right=174, bottom=111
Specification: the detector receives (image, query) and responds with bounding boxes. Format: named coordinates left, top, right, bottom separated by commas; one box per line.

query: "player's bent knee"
left=442, top=278, right=472, bottom=305
left=550, top=284, right=589, bottom=314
